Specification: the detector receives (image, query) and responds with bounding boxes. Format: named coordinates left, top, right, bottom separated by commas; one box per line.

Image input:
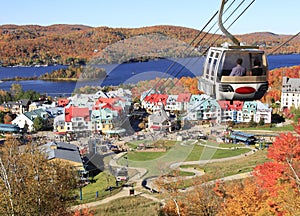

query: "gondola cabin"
left=198, top=45, right=269, bottom=101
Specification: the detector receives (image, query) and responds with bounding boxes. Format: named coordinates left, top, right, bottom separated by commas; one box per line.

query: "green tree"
left=10, top=83, right=23, bottom=100
left=22, top=90, right=41, bottom=100
left=33, top=116, right=44, bottom=131
left=0, top=112, right=5, bottom=124
left=258, top=117, right=265, bottom=126
left=0, top=138, right=78, bottom=215
left=249, top=115, right=257, bottom=127
left=291, top=107, right=300, bottom=123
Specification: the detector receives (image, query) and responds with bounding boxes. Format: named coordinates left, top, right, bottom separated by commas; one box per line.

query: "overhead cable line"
left=139, top=0, right=232, bottom=101
left=160, top=0, right=238, bottom=93
left=163, top=0, right=254, bottom=94
left=268, top=32, right=300, bottom=55
left=199, top=0, right=255, bottom=57
left=154, top=0, right=239, bottom=94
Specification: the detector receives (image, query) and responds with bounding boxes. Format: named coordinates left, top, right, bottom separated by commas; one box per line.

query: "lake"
left=0, top=54, right=299, bottom=96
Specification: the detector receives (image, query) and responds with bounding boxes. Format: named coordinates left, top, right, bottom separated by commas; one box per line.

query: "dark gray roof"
left=40, top=142, right=83, bottom=164
left=2, top=99, right=30, bottom=107
left=23, top=108, right=54, bottom=120
left=282, top=77, right=300, bottom=93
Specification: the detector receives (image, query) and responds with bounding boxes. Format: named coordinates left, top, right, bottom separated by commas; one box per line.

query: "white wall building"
left=281, top=77, right=300, bottom=109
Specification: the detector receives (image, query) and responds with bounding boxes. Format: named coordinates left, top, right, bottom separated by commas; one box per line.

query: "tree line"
left=1, top=24, right=299, bottom=66
left=40, top=66, right=107, bottom=81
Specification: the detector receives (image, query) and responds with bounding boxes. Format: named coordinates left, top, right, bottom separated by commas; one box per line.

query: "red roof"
left=54, top=131, right=66, bottom=135
left=102, top=103, right=123, bottom=112
left=58, top=98, right=70, bottom=107
left=150, top=125, right=161, bottom=130
left=177, top=93, right=192, bottom=102
left=218, top=101, right=244, bottom=111
left=96, top=97, right=118, bottom=105
left=144, top=94, right=168, bottom=105
left=65, top=106, right=90, bottom=122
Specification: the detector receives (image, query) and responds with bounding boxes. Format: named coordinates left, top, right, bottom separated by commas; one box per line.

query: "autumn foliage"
left=263, top=65, right=300, bottom=103
left=0, top=138, right=78, bottom=216
left=131, top=76, right=202, bottom=100
left=160, top=124, right=300, bottom=215
left=220, top=124, right=300, bottom=215
left=1, top=24, right=300, bottom=67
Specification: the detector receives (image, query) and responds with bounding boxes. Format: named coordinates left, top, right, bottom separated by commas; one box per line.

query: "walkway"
left=72, top=139, right=258, bottom=211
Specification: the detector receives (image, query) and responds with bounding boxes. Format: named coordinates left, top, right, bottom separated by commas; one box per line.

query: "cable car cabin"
left=198, top=46, right=269, bottom=101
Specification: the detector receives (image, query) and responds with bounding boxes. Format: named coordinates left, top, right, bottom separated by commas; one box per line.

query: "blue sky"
left=0, top=0, right=298, bottom=35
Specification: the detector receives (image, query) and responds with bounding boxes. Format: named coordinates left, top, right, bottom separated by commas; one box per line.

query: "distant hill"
left=0, top=24, right=299, bottom=66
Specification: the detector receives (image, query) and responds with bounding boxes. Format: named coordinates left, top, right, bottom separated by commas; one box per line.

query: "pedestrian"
left=230, top=58, right=246, bottom=76
left=250, top=58, right=263, bottom=76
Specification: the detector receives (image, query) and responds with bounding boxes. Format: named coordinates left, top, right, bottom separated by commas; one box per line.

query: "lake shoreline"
left=0, top=55, right=299, bottom=96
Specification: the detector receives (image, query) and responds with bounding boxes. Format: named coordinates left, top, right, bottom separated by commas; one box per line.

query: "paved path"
left=71, top=187, right=142, bottom=211
left=72, top=139, right=258, bottom=211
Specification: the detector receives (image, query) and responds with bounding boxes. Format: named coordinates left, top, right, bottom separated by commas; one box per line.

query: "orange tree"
left=218, top=124, right=300, bottom=215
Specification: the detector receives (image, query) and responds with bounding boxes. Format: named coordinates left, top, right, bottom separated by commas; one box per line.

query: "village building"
left=186, top=95, right=221, bottom=123
left=165, top=95, right=179, bottom=111
left=148, top=109, right=172, bottom=132
left=0, top=99, right=30, bottom=115
left=12, top=108, right=54, bottom=132
left=176, top=93, right=192, bottom=112
left=64, top=106, right=91, bottom=135
left=40, top=141, right=84, bottom=171
left=253, top=101, right=272, bottom=124
left=281, top=76, right=300, bottom=109
left=218, top=101, right=244, bottom=123
left=142, top=94, right=168, bottom=112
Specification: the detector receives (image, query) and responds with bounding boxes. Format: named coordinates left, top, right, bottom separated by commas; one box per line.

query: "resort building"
left=281, top=77, right=300, bottom=109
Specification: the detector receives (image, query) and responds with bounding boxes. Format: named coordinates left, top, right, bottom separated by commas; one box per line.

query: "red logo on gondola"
left=235, top=87, right=256, bottom=94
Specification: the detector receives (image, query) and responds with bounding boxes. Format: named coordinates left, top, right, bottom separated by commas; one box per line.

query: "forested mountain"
left=0, top=24, right=299, bottom=66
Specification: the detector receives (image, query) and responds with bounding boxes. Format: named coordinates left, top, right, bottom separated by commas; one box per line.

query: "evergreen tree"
left=33, top=116, right=44, bottom=131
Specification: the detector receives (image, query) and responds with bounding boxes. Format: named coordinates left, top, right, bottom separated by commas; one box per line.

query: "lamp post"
left=79, top=187, right=83, bottom=200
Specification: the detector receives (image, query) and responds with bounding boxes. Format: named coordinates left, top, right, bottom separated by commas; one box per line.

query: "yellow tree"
left=217, top=178, right=270, bottom=216
left=0, top=138, right=78, bottom=216
left=158, top=174, right=222, bottom=216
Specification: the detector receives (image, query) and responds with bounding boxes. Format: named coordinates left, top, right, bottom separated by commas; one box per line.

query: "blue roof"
left=0, top=124, right=21, bottom=132
left=230, top=131, right=255, bottom=142
left=231, top=131, right=254, bottom=137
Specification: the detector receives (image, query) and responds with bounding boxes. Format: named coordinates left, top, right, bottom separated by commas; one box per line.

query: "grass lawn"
left=126, top=140, right=152, bottom=149
left=118, top=141, right=195, bottom=177
left=184, top=142, right=251, bottom=161
left=77, top=172, right=122, bottom=204
left=203, top=149, right=269, bottom=177
left=91, top=196, right=161, bottom=216
left=181, top=149, right=269, bottom=187
left=212, top=143, right=245, bottom=148
left=169, top=170, right=195, bottom=177
left=238, top=124, right=294, bottom=132
left=212, top=148, right=250, bottom=159
left=127, top=151, right=167, bottom=161
left=184, top=145, right=204, bottom=161
left=126, top=140, right=177, bottom=150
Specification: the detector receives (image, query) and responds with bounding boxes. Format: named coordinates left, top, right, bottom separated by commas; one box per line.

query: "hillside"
left=0, top=24, right=299, bottom=66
